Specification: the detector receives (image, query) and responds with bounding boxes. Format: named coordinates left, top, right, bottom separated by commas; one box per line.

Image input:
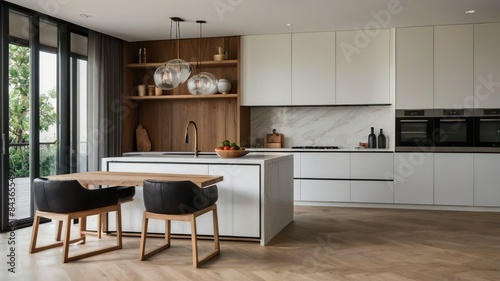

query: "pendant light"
left=154, top=17, right=192, bottom=90
left=187, top=20, right=217, bottom=95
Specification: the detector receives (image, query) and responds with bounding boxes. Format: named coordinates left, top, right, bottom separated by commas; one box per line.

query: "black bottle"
left=368, top=127, right=377, bottom=148
left=378, top=128, right=386, bottom=149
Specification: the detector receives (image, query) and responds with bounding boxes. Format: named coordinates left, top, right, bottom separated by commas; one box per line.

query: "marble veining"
left=251, top=106, right=394, bottom=149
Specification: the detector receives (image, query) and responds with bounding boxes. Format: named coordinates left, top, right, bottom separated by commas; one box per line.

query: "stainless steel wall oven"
left=474, top=109, right=500, bottom=149
left=433, top=109, right=474, bottom=148
left=396, top=110, right=435, bottom=150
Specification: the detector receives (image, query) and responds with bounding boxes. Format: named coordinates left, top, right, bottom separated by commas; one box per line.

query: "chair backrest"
left=34, top=178, right=118, bottom=213
left=143, top=180, right=218, bottom=214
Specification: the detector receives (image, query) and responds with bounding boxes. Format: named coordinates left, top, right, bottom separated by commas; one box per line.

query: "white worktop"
left=248, top=148, right=394, bottom=153
left=117, top=152, right=292, bottom=164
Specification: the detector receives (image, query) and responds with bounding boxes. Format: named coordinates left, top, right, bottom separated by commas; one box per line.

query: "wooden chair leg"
left=193, top=205, right=221, bottom=267
left=78, top=217, right=86, bottom=244
left=55, top=220, right=63, bottom=241
left=29, top=212, right=41, bottom=253
left=212, top=207, right=220, bottom=252
left=97, top=214, right=102, bottom=239
left=165, top=219, right=171, bottom=245
left=62, top=216, right=72, bottom=263
left=116, top=207, right=122, bottom=249
left=190, top=216, right=199, bottom=268
left=138, top=214, right=149, bottom=261
left=139, top=213, right=171, bottom=261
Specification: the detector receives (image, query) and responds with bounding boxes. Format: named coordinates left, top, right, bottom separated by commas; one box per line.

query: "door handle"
left=2, top=133, right=5, bottom=155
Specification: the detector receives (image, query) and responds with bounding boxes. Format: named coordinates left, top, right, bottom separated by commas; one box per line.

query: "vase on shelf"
left=368, top=127, right=377, bottom=148
left=378, top=128, right=386, bottom=149
left=217, top=79, right=232, bottom=94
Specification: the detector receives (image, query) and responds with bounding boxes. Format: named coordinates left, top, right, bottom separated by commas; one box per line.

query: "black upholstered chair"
left=139, top=180, right=220, bottom=267
left=30, top=178, right=134, bottom=263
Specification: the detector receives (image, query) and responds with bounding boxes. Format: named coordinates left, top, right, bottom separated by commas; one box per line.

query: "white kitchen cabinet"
left=434, top=25, right=474, bottom=109
left=473, top=23, right=500, bottom=108
left=300, top=152, right=350, bottom=178
left=241, top=34, right=292, bottom=106
left=300, top=180, right=350, bottom=202
left=473, top=154, right=500, bottom=207
left=434, top=153, right=473, bottom=206
left=209, top=165, right=260, bottom=237
left=291, top=32, right=336, bottom=105
left=293, top=153, right=301, bottom=200
left=396, top=27, right=434, bottom=109
left=394, top=153, right=434, bottom=205
left=105, top=162, right=261, bottom=238
left=335, top=29, right=391, bottom=105
left=351, top=181, right=394, bottom=203
left=350, top=153, right=394, bottom=180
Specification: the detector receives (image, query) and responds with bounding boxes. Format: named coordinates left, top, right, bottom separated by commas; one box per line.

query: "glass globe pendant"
left=187, top=20, right=217, bottom=95
left=166, top=58, right=191, bottom=83
left=154, top=65, right=180, bottom=90
left=188, top=72, right=217, bottom=95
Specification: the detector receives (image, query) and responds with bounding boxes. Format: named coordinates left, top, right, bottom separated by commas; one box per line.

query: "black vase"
left=368, top=127, right=377, bottom=148
left=378, top=128, right=386, bottom=149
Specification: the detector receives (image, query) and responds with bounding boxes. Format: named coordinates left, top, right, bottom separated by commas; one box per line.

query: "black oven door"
left=435, top=117, right=474, bottom=147
left=396, top=118, right=434, bottom=146
left=474, top=117, right=500, bottom=147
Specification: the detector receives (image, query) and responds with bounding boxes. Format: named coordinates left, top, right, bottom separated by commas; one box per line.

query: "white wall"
left=250, top=105, right=394, bottom=149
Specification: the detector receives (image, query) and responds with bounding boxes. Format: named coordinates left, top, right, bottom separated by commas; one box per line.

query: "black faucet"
left=184, top=121, right=198, bottom=158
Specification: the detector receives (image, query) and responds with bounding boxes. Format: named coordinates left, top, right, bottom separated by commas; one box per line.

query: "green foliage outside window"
left=8, top=44, right=58, bottom=177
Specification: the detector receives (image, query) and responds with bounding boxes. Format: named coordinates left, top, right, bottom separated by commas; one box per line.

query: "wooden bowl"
left=215, top=149, right=249, bottom=158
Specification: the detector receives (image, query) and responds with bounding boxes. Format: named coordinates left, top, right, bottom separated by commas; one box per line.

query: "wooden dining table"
left=47, top=171, right=223, bottom=188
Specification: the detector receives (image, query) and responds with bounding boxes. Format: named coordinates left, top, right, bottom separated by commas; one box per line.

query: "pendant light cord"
left=198, top=21, right=203, bottom=74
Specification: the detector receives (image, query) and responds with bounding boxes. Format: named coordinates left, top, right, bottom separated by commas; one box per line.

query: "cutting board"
left=136, top=124, right=152, bottom=152
left=266, top=129, right=283, bottom=148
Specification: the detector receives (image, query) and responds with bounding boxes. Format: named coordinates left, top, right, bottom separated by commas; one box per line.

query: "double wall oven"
left=396, top=109, right=499, bottom=152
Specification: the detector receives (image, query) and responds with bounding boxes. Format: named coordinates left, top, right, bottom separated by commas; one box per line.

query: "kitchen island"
left=99, top=153, right=294, bottom=246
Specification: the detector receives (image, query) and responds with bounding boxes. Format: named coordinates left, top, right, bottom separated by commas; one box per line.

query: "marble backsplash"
left=250, top=106, right=395, bottom=149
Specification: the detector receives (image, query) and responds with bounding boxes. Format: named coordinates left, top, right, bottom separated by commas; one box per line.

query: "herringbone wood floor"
left=1, top=206, right=500, bottom=281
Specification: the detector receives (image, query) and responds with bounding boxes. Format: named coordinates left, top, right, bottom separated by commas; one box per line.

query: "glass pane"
left=77, top=59, right=88, bottom=172
left=439, top=121, right=467, bottom=142
left=479, top=121, right=500, bottom=143
left=400, top=122, right=428, bottom=142
left=71, top=32, right=88, bottom=173
left=39, top=19, right=58, bottom=177
left=8, top=11, right=31, bottom=220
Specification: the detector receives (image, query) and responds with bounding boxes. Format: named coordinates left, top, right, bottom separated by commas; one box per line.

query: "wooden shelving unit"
left=127, top=93, right=238, bottom=101
left=122, top=36, right=250, bottom=153
left=126, top=60, right=238, bottom=69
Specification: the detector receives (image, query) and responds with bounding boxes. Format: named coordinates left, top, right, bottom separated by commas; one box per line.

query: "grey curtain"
left=87, top=31, right=123, bottom=171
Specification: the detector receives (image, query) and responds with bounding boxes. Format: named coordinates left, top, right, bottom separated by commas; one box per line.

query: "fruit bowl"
left=215, top=149, right=249, bottom=158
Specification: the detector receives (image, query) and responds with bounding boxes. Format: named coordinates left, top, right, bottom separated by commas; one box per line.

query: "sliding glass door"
left=6, top=10, right=34, bottom=223
left=0, top=3, right=89, bottom=231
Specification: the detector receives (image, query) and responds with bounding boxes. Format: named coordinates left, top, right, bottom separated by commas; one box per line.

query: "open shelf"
left=127, top=93, right=238, bottom=101
left=126, top=60, right=238, bottom=69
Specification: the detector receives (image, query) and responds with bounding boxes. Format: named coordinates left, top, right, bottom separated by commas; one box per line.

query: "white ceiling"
left=5, top=0, right=500, bottom=42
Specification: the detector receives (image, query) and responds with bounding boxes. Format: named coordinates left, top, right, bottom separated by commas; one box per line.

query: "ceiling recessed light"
left=285, top=23, right=293, bottom=27
left=465, top=10, right=475, bottom=14
left=80, top=14, right=93, bottom=18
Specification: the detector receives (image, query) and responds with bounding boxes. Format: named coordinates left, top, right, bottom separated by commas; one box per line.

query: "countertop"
left=247, top=148, right=394, bottom=153
left=122, top=148, right=394, bottom=158
left=111, top=152, right=293, bottom=165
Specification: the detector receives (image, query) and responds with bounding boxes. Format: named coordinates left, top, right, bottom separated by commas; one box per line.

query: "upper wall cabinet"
left=474, top=23, right=500, bottom=108
left=241, top=34, right=292, bottom=106
left=434, top=25, right=474, bottom=109
left=291, top=32, right=336, bottom=105
left=396, top=26, right=434, bottom=109
left=335, top=29, right=391, bottom=105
